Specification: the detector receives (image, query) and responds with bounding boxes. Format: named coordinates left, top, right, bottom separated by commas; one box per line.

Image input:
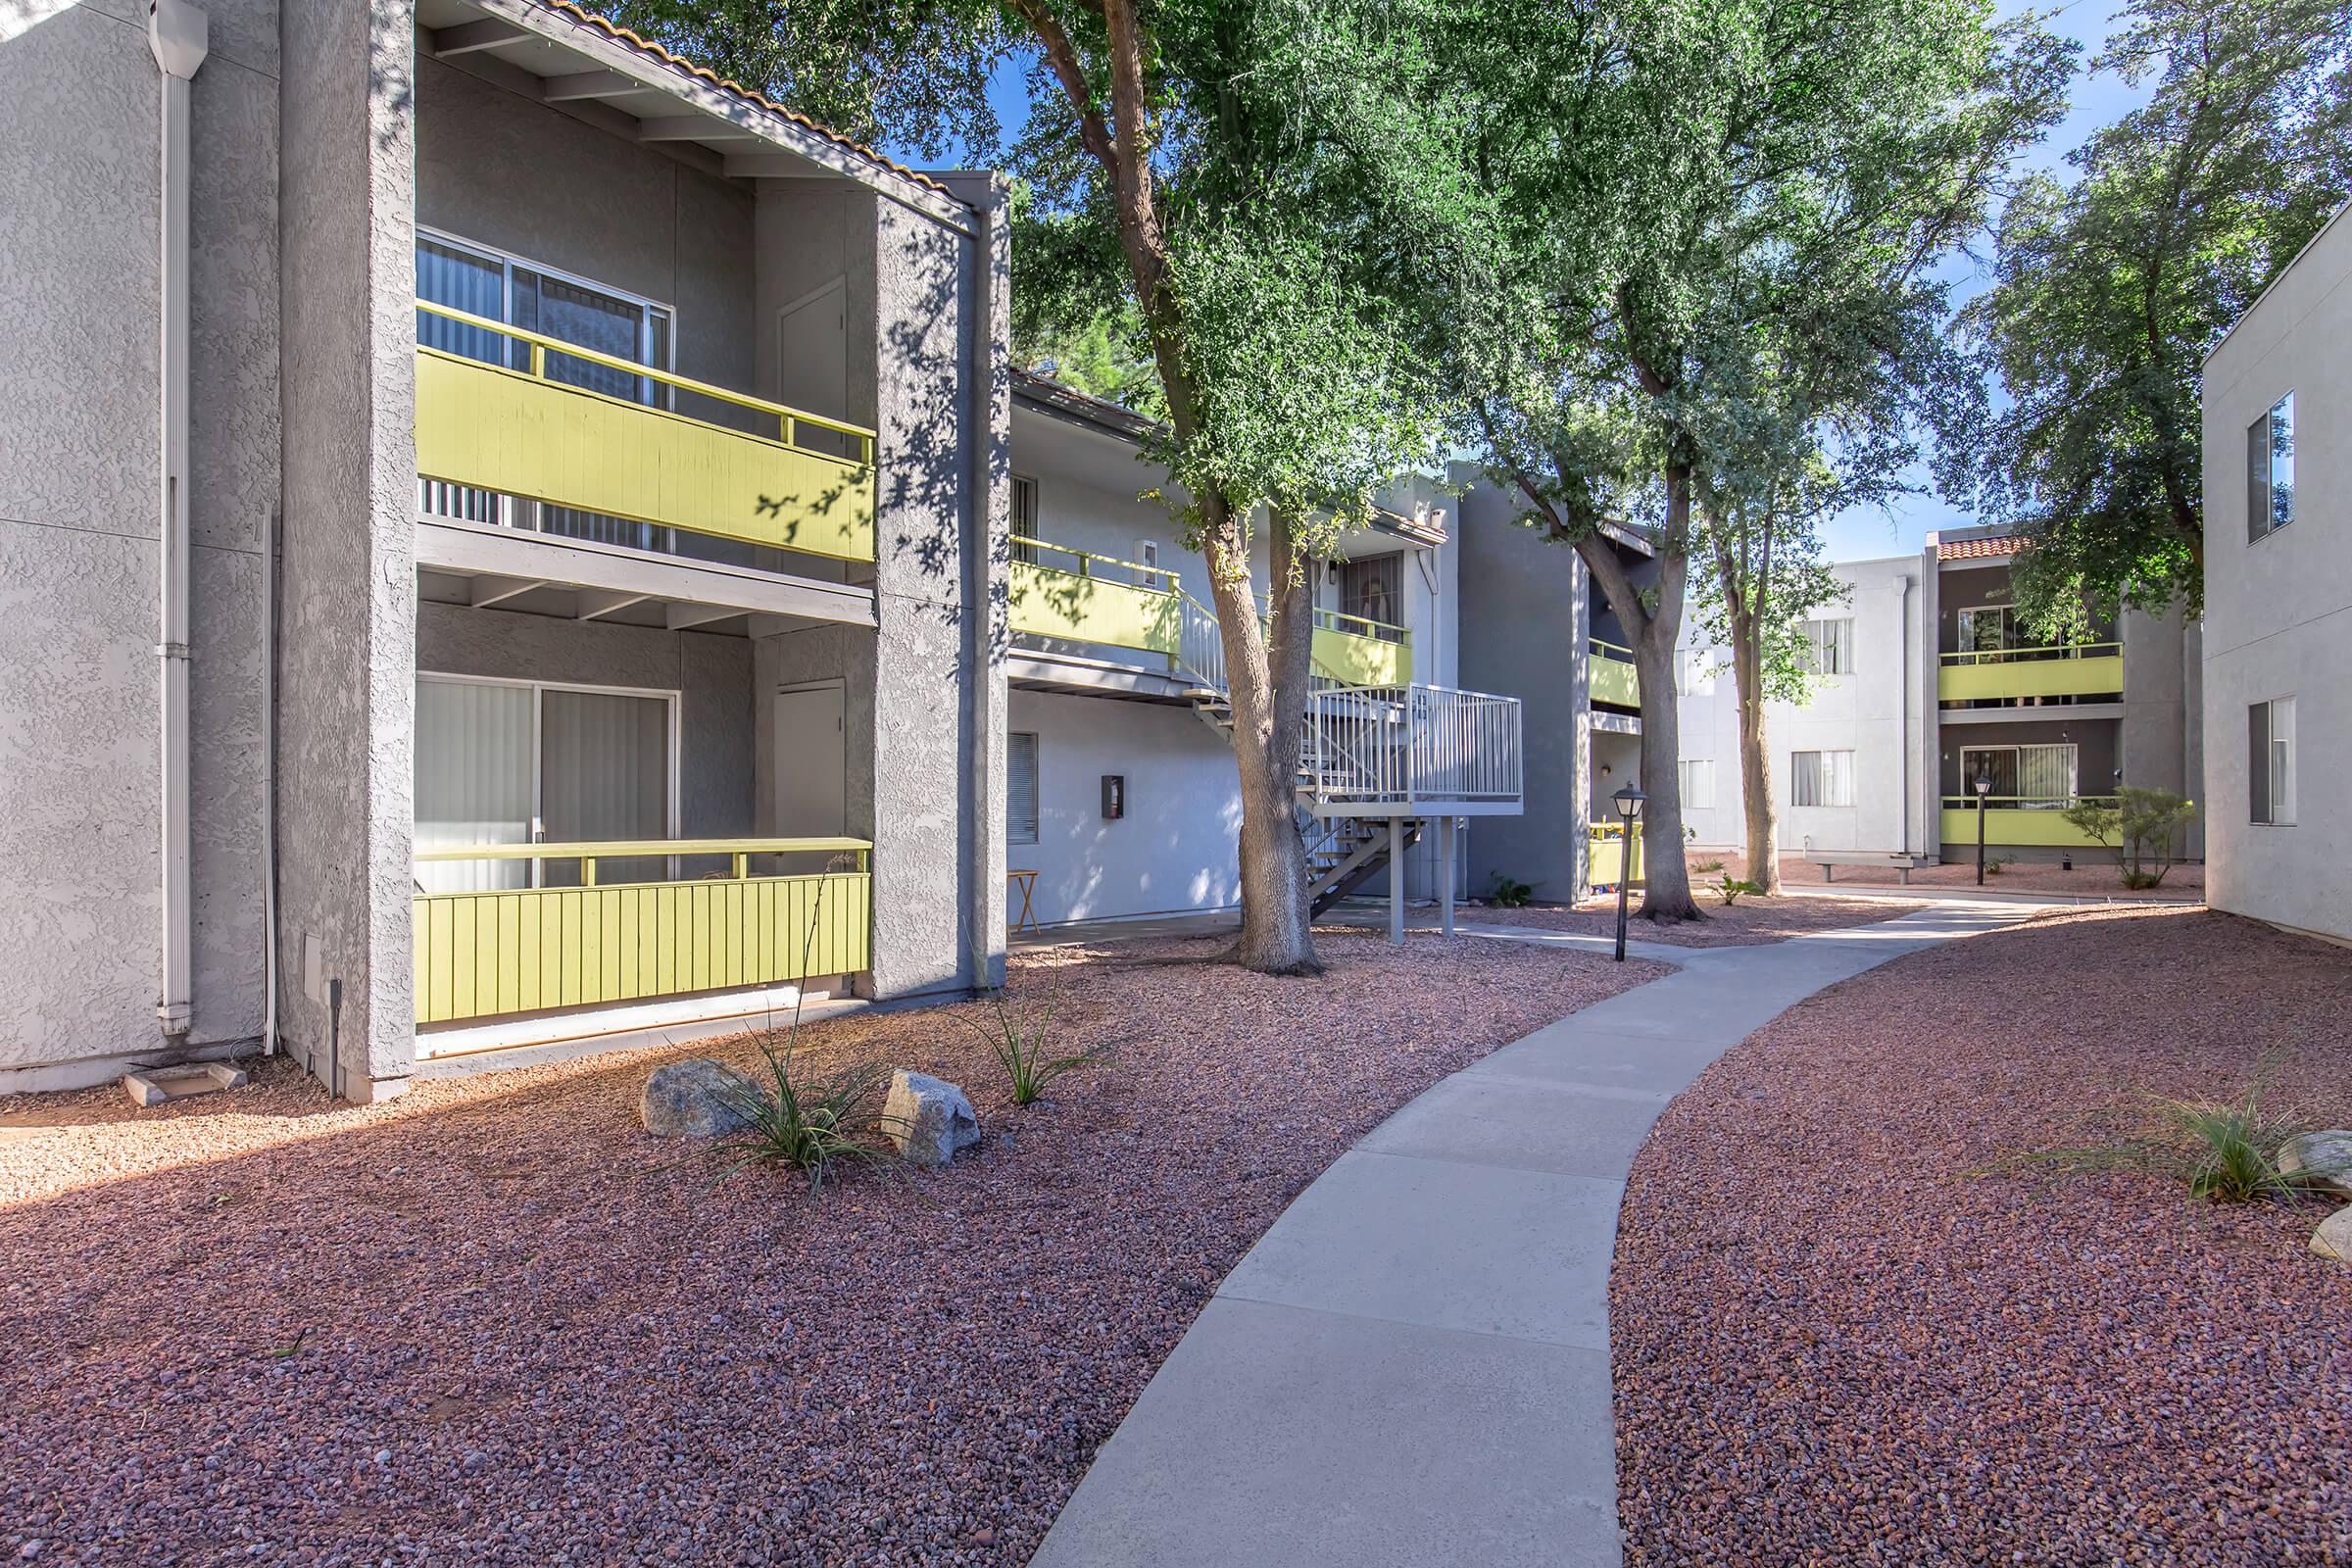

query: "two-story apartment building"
left=2202, top=200, right=2349, bottom=943
left=1004, top=377, right=1525, bottom=937
left=2, top=0, right=1004, bottom=1097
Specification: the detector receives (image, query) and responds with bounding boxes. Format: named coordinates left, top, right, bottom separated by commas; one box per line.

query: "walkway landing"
left=1029, top=900, right=2042, bottom=1568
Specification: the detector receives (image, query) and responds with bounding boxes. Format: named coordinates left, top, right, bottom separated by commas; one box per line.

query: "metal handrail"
left=1312, top=605, right=1409, bottom=642
left=1305, top=683, right=1523, bottom=805
left=415, top=836, right=871, bottom=887
left=1939, top=642, right=2121, bottom=666
left=1937, top=795, right=2115, bottom=810
left=1010, top=535, right=1179, bottom=593
left=1590, top=637, right=1636, bottom=662
left=416, top=300, right=877, bottom=465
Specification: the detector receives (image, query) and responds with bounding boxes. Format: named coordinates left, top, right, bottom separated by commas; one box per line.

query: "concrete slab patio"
left=1028, top=899, right=2046, bottom=1568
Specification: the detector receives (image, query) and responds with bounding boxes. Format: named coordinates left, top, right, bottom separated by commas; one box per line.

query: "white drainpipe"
left=150, top=0, right=208, bottom=1038
left=1891, top=573, right=1910, bottom=854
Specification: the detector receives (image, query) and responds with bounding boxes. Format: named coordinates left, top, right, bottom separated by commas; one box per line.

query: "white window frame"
left=2247, top=393, right=2294, bottom=543
left=2250, top=696, right=2296, bottom=826
left=1675, top=647, right=1717, bottom=696
left=416, top=671, right=682, bottom=885
left=1007, top=730, right=1041, bottom=846
left=1137, top=537, right=1162, bottom=590
left=1677, top=758, right=1716, bottom=809
left=1790, top=749, right=1856, bottom=808
left=1804, top=616, right=1855, bottom=676
left=1956, top=604, right=2015, bottom=656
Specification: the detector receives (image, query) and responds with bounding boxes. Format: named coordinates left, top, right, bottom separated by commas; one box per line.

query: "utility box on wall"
left=1101, top=774, right=1125, bottom=820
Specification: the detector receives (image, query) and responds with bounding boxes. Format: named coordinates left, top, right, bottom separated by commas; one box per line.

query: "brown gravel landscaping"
left=1459, top=893, right=1924, bottom=947
left=0, top=928, right=1663, bottom=1567
left=1612, top=906, right=2352, bottom=1566
left=1722, top=848, right=2205, bottom=898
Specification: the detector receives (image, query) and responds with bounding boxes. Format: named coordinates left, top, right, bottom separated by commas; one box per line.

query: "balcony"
left=411, top=837, right=872, bottom=1026
left=1007, top=535, right=1412, bottom=686
left=414, top=302, right=878, bottom=564
left=1588, top=821, right=1644, bottom=887
left=1938, top=643, right=2123, bottom=704
left=1591, top=638, right=1640, bottom=708
left=1937, top=797, right=2115, bottom=849
left=1304, top=685, right=1522, bottom=814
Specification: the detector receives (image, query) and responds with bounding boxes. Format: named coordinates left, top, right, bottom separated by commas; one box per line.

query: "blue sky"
left=943, top=1, right=2154, bottom=563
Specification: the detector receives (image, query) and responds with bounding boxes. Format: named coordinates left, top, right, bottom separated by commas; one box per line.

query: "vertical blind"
left=2250, top=698, right=2294, bottom=824
left=1007, top=732, right=1040, bottom=844
left=1678, top=759, right=1715, bottom=809
left=538, top=689, right=671, bottom=885
left=414, top=679, right=535, bottom=894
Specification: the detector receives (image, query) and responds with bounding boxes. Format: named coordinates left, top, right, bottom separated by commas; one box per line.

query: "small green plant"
left=711, top=1043, right=896, bottom=1192
left=1712, top=873, right=1765, bottom=906
left=1693, top=858, right=1727, bottom=876
left=1488, top=873, right=1537, bottom=907
left=958, top=968, right=1109, bottom=1106
left=2064, top=785, right=2197, bottom=889
left=2153, top=1090, right=2303, bottom=1203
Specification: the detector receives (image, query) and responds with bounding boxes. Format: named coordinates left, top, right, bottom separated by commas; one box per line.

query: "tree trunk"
left=1625, top=631, right=1702, bottom=920
left=1203, top=505, right=1321, bottom=974
left=1736, top=639, right=1780, bottom=895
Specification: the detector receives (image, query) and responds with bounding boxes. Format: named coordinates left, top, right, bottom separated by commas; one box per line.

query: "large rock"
left=2278, top=1130, right=2352, bottom=1200
left=640, top=1058, right=759, bottom=1138
left=2311, top=1205, right=2352, bottom=1264
left=885, top=1070, right=980, bottom=1167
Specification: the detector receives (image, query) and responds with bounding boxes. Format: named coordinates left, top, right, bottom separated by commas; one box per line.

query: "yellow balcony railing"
left=411, top=837, right=872, bottom=1025
left=1938, top=644, right=2123, bottom=703
left=1311, top=607, right=1411, bottom=686
left=1588, top=820, right=1644, bottom=887
left=1591, top=638, right=1640, bottom=708
left=1938, top=798, right=2115, bottom=849
left=414, top=301, right=877, bottom=564
left=1008, top=537, right=1183, bottom=658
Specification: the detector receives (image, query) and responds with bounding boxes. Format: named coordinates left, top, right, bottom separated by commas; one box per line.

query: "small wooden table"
left=1007, top=868, right=1043, bottom=936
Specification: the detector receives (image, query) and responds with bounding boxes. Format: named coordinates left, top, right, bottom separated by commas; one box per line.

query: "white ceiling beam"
left=431, top=19, right=532, bottom=56
left=576, top=589, right=653, bottom=621
left=665, top=603, right=742, bottom=631
left=540, top=68, right=644, bottom=102
left=468, top=575, right=544, bottom=609
left=638, top=115, right=760, bottom=143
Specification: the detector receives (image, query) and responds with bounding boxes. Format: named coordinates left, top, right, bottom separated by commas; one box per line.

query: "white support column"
left=1439, top=815, right=1457, bottom=937
left=1388, top=817, right=1405, bottom=945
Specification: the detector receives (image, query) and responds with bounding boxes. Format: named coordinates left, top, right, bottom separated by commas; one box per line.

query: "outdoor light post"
left=1611, top=783, right=1645, bottom=962
left=1974, top=773, right=1993, bottom=886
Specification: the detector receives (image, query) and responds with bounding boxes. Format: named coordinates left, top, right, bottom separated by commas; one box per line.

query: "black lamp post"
left=1974, top=772, right=1993, bottom=885
left=1612, top=783, right=1645, bottom=961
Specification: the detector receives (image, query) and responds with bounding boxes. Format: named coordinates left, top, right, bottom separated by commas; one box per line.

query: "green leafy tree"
left=1412, top=0, right=2065, bottom=920
left=1949, top=0, right=2352, bottom=634
left=606, top=0, right=1449, bottom=972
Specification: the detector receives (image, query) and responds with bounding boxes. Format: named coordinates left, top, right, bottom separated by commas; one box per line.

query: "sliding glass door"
left=1959, top=743, right=2077, bottom=808
left=414, top=676, right=676, bottom=894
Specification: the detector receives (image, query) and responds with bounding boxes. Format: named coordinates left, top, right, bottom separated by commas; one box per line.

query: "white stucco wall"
left=1006, top=690, right=1243, bottom=925
left=2201, top=203, right=2352, bottom=942
left=1676, top=556, right=1926, bottom=858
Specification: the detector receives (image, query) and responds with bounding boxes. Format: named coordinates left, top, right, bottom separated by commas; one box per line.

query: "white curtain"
left=414, top=680, right=533, bottom=894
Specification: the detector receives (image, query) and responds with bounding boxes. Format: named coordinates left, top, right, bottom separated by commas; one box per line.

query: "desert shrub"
left=1712, top=874, right=1764, bottom=906
left=1998, top=1081, right=2309, bottom=1205
left=958, top=969, right=1109, bottom=1106
left=1489, top=873, right=1537, bottom=907
left=2065, top=786, right=2197, bottom=888
left=712, top=1045, right=895, bottom=1192
left=1693, top=858, right=1727, bottom=876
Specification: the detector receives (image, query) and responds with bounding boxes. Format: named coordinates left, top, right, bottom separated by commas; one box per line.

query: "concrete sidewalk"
left=1029, top=900, right=2041, bottom=1568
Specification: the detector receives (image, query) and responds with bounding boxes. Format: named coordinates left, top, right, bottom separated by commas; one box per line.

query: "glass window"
left=1961, top=743, right=2077, bottom=807
left=1677, top=759, right=1715, bottom=809
left=1008, top=731, right=1041, bottom=845
left=1675, top=648, right=1717, bottom=696
left=2250, top=697, right=2295, bottom=825
left=1804, top=617, right=1854, bottom=675
left=1341, top=554, right=1404, bottom=639
left=2248, top=393, right=2294, bottom=541
left=1009, top=476, right=1040, bottom=564
left=1791, top=750, right=1855, bottom=808
left=1957, top=606, right=2013, bottom=655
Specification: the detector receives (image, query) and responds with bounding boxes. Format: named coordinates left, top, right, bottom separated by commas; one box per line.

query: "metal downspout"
left=1892, top=573, right=1910, bottom=855
left=149, top=0, right=209, bottom=1038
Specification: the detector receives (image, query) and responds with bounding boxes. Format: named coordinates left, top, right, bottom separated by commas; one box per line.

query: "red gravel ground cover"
left=1460, top=894, right=1924, bottom=947
left=1719, top=849, right=2205, bottom=898
left=1612, top=906, right=2352, bottom=1566
left=0, top=929, right=1663, bottom=1567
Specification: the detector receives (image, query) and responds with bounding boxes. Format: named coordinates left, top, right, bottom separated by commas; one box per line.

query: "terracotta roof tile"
left=541, top=0, right=949, bottom=196
left=1937, top=535, right=2024, bottom=561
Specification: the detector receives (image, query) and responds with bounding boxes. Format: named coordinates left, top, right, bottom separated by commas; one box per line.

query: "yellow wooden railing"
left=1590, top=638, right=1640, bottom=708
left=414, top=300, right=878, bottom=564
left=1588, top=820, right=1644, bottom=887
left=1005, top=534, right=1411, bottom=685
left=411, top=837, right=871, bottom=1025
left=1937, top=797, right=2115, bottom=850
left=1938, top=643, right=2123, bottom=703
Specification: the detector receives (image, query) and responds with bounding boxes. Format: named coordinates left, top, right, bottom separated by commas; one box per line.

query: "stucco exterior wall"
left=0, top=0, right=277, bottom=1086
left=2201, top=203, right=2352, bottom=942
left=1007, top=692, right=1243, bottom=924
left=416, top=604, right=755, bottom=836
left=275, top=0, right=417, bottom=1098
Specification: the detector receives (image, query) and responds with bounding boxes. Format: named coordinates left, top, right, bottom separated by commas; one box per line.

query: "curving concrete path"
left=1029, top=901, right=2045, bottom=1568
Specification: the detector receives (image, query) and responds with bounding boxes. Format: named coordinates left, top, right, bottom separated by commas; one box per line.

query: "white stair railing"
left=1306, top=684, right=1523, bottom=807
left=1178, top=593, right=1227, bottom=692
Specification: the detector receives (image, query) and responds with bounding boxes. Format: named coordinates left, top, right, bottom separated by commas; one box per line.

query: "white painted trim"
left=416, top=517, right=880, bottom=626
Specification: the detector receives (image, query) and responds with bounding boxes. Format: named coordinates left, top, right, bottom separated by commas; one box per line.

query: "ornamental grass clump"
left=958, top=965, right=1109, bottom=1107
left=2151, top=1088, right=2303, bottom=1204
left=710, top=1043, right=895, bottom=1193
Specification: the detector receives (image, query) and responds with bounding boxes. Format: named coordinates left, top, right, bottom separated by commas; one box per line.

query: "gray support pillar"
left=1440, top=814, right=1457, bottom=937
left=1389, top=818, right=1405, bottom=944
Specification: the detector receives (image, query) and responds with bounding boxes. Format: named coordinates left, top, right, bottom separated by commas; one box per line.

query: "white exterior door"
left=773, top=682, right=848, bottom=838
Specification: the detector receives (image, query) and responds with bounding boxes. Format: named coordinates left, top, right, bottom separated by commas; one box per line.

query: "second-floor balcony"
left=1007, top=535, right=1411, bottom=688
left=1591, top=638, right=1640, bottom=708
left=1938, top=643, right=2124, bottom=704
left=414, top=301, right=878, bottom=566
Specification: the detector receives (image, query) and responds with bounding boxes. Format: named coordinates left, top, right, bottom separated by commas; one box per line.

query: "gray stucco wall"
left=1454, top=477, right=1592, bottom=904
left=416, top=604, right=755, bottom=836
left=0, top=0, right=277, bottom=1085
left=415, top=55, right=756, bottom=395
left=276, top=0, right=417, bottom=1098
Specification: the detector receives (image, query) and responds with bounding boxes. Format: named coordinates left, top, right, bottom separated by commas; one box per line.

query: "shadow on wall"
left=1037, top=802, right=1246, bottom=924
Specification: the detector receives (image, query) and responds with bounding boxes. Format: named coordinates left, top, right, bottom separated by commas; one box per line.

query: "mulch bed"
left=1612, top=906, right=2352, bottom=1566
left=1462, top=894, right=1924, bottom=947
left=0, top=928, right=1663, bottom=1567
